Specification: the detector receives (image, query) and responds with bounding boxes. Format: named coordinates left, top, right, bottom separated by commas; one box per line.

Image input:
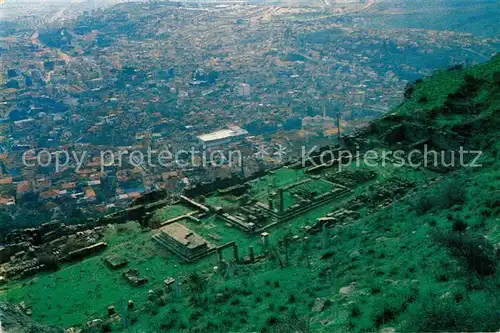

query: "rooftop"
left=159, top=222, right=211, bottom=249
left=197, top=126, right=248, bottom=143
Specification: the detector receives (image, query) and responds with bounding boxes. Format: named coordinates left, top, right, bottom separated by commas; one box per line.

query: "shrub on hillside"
left=418, top=96, right=429, bottom=104
left=493, top=71, right=500, bottom=86
left=404, top=83, right=415, bottom=100
left=414, top=195, right=435, bottom=215
left=273, top=309, right=311, bottom=333
left=440, top=177, right=467, bottom=208
left=403, top=290, right=500, bottom=332
left=435, top=232, right=497, bottom=276
left=414, top=177, right=467, bottom=215
left=451, top=219, right=468, bottom=232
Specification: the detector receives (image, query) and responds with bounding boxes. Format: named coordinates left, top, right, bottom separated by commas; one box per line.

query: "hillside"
left=0, top=301, right=63, bottom=333
left=1, top=56, right=499, bottom=332
left=155, top=55, right=499, bottom=332
left=364, top=0, right=500, bottom=37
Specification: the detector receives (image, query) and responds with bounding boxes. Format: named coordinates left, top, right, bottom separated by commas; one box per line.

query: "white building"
left=236, top=83, right=251, bottom=97
left=197, top=126, right=248, bottom=148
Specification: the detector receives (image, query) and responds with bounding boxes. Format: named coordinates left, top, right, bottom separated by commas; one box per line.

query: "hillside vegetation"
left=136, top=56, right=499, bottom=333
left=112, top=55, right=499, bottom=332
left=2, top=56, right=499, bottom=333
left=0, top=301, right=63, bottom=333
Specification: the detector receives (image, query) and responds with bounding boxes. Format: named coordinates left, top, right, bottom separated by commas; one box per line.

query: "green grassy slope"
left=2, top=56, right=499, bottom=333
left=142, top=56, right=499, bottom=333
left=395, top=55, right=500, bottom=139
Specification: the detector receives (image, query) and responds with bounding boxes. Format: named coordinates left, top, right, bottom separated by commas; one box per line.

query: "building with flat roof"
left=152, top=222, right=216, bottom=262
left=197, top=126, right=248, bottom=148
left=236, top=83, right=251, bottom=97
